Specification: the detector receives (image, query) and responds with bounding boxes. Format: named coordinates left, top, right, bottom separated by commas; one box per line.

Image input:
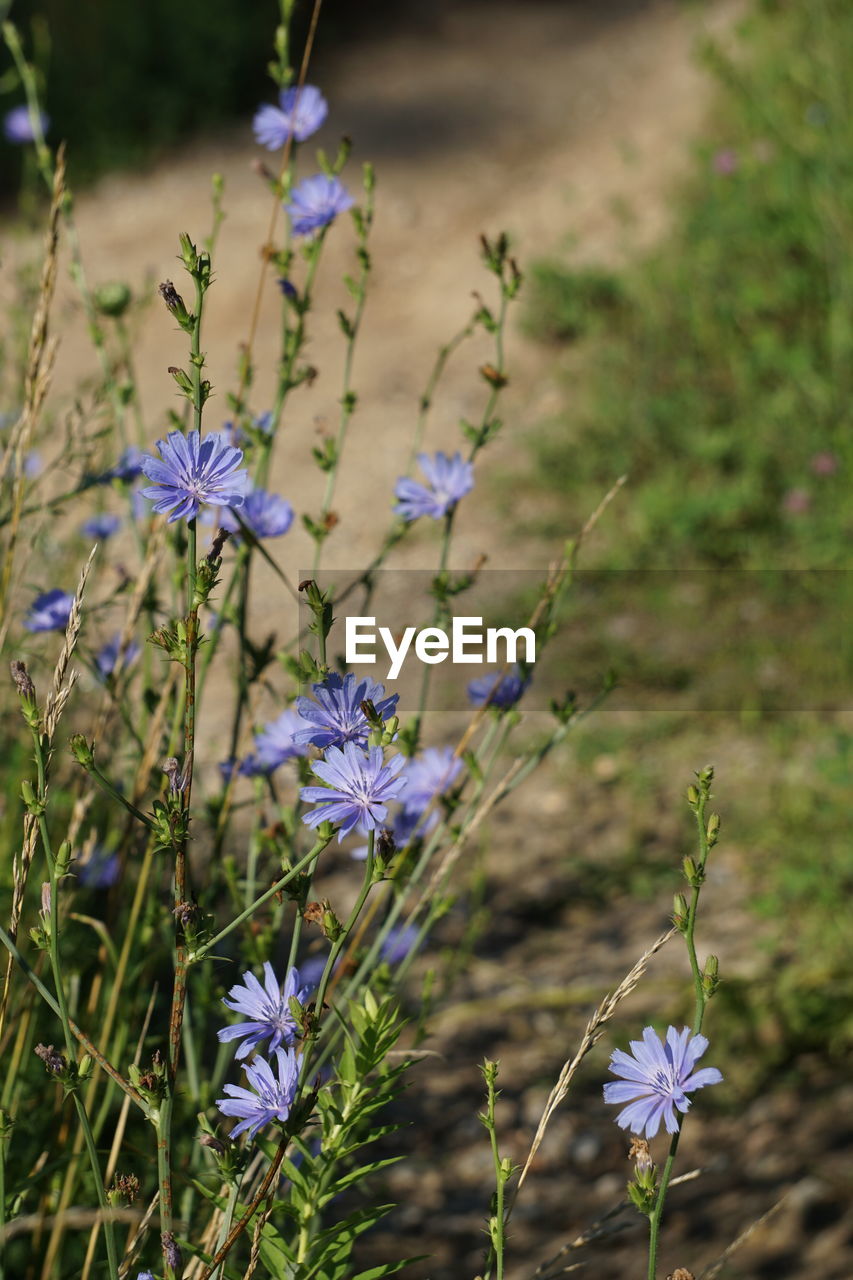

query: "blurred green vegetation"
left=522, top=0, right=853, bottom=1075
left=0, top=0, right=403, bottom=191
left=524, top=0, right=853, bottom=569
left=2, top=0, right=275, bottom=187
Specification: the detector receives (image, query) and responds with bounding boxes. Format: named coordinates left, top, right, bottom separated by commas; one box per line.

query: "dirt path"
left=39, top=0, right=738, bottom=577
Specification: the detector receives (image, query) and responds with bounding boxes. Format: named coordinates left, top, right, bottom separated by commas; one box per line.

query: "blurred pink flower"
left=712, top=149, right=738, bottom=176
left=782, top=488, right=811, bottom=515
left=810, top=451, right=839, bottom=477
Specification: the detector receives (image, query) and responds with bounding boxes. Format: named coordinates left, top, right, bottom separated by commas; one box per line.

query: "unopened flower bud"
left=20, top=779, right=44, bottom=814
left=94, top=281, right=132, bottom=318
left=702, top=954, right=720, bottom=997
left=321, top=904, right=342, bottom=942
left=672, top=893, right=688, bottom=930
left=55, top=840, right=73, bottom=876
left=69, top=734, right=95, bottom=769
left=682, top=855, right=700, bottom=885
left=706, top=813, right=721, bottom=844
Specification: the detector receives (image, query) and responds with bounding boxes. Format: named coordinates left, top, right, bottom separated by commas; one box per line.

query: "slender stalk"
left=209, top=1179, right=242, bottom=1280
left=0, top=1123, right=6, bottom=1280
left=311, top=169, right=375, bottom=574
left=482, top=1061, right=508, bottom=1280
left=197, top=1132, right=290, bottom=1280
left=646, top=770, right=717, bottom=1278
left=299, top=831, right=377, bottom=1093
left=27, top=727, right=120, bottom=1280
left=191, top=837, right=330, bottom=963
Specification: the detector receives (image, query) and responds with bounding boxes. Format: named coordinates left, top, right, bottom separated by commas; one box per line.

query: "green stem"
left=27, top=727, right=120, bottom=1280
left=299, top=831, right=376, bottom=1094
left=155, top=1104, right=177, bottom=1280
left=647, top=772, right=716, bottom=1277
left=0, top=1128, right=6, bottom=1279
left=191, top=837, right=329, bottom=964
left=483, top=1065, right=506, bottom=1280
left=311, top=176, right=375, bottom=575
left=647, top=1130, right=682, bottom=1279
left=209, top=1179, right=242, bottom=1280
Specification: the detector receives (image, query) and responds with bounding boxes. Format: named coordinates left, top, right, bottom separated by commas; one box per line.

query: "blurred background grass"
left=522, top=0, right=853, bottom=570
left=515, top=0, right=853, bottom=1085
left=0, top=0, right=440, bottom=189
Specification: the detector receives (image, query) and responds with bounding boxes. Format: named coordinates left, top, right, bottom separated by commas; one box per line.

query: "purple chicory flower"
left=603, top=1026, right=723, bottom=1139
left=379, top=923, right=422, bottom=966
left=81, top=513, right=121, bottom=540
left=253, top=84, right=328, bottom=149
left=218, top=963, right=310, bottom=1059
left=295, top=672, right=399, bottom=751
left=77, top=846, right=120, bottom=889
left=286, top=174, right=353, bottom=237
left=401, top=746, right=462, bottom=820
left=239, top=708, right=311, bottom=777
left=24, top=589, right=74, bottom=633
left=296, top=953, right=327, bottom=993
left=394, top=451, right=475, bottom=522
left=468, top=665, right=529, bottom=710
left=216, top=1046, right=301, bottom=1139
left=4, top=104, right=49, bottom=144
left=220, top=488, right=294, bottom=542
left=301, top=742, right=407, bottom=842
left=110, top=446, right=145, bottom=483
left=140, top=430, right=249, bottom=523
left=95, top=633, right=141, bottom=680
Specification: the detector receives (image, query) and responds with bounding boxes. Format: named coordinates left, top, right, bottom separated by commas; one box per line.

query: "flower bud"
left=702, top=954, right=720, bottom=997
left=69, top=734, right=95, bottom=769
left=20, top=779, right=44, bottom=814
left=178, top=233, right=198, bottom=272
left=322, top=904, right=342, bottom=942
left=55, top=840, right=73, bottom=877
left=94, top=282, right=132, bottom=318
left=672, top=893, right=688, bottom=931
